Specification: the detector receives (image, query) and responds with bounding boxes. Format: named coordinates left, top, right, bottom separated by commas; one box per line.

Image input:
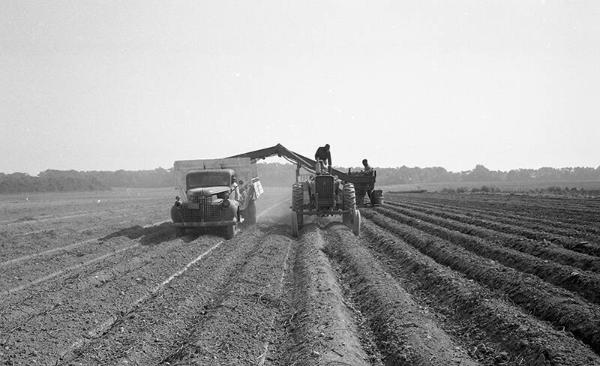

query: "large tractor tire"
left=343, top=183, right=356, bottom=225
left=291, top=211, right=299, bottom=237
left=343, top=183, right=356, bottom=210
left=352, top=209, right=361, bottom=236
left=292, top=183, right=304, bottom=228
left=245, top=200, right=257, bottom=225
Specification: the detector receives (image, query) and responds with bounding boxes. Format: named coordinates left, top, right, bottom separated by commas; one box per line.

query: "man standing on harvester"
left=315, top=144, right=332, bottom=174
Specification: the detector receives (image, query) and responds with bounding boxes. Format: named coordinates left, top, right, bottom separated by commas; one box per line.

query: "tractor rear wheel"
left=292, top=183, right=304, bottom=228
left=291, top=212, right=299, bottom=237
left=343, top=183, right=356, bottom=210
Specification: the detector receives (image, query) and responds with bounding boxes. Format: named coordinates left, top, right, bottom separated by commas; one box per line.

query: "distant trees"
left=374, top=165, right=600, bottom=185
left=0, top=171, right=108, bottom=194
left=1, top=164, right=599, bottom=194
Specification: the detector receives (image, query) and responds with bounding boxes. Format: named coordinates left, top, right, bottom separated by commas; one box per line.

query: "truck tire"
left=292, top=183, right=304, bottom=228
left=224, top=224, right=236, bottom=240
left=245, top=200, right=257, bottom=225
left=170, top=205, right=183, bottom=223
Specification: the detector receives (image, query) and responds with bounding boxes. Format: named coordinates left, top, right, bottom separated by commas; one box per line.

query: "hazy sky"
left=2, top=1, right=599, bottom=174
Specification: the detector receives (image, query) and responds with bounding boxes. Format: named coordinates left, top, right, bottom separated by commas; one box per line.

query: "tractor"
left=290, top=163, right=361, bottom=237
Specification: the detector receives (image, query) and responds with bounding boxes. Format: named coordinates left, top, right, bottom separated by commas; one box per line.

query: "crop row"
left=373, top=205, right=600, bottom=305
left=361, top=209, right=600, bottom=354
left=385, top=200, right=600, bottom=262
left=391, top=197, right=600, bottom=242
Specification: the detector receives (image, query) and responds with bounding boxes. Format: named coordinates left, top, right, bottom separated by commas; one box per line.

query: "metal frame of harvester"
left=229, top=143, right=381, bottom=237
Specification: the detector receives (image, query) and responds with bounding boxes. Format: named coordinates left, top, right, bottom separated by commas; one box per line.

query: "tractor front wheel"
left=352, top=209, right=361, bottom=236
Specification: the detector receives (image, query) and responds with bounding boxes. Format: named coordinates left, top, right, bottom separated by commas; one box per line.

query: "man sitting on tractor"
left=315, top=144, right=332, bottom=174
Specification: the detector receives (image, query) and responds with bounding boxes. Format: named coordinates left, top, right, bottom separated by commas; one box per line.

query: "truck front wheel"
left=224, top=224, right=236, bottom=240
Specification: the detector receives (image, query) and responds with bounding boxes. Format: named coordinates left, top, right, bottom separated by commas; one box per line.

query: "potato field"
left=1, top=188, right=599, bottom=365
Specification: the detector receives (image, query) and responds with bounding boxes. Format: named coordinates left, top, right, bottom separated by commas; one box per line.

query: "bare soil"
left=1, top=188, right=599, bottom=365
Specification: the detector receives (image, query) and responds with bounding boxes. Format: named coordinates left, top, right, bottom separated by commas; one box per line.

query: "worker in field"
left=362, top=159, right=373, bottom=173
left=315, top=144, right=332, bottom=174
left=362, top=158, right=375, bottom=205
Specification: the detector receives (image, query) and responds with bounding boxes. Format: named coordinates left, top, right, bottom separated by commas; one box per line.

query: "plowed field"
left=1, top=188, right=599, bottom=365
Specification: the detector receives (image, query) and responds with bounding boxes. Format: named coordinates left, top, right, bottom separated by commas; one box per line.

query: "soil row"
left=274, top=227, right=370, bottom=366
left=390, top=193, right=600, bottom=224
left=358, top=219, right=600, bottom=365
left=64, top=225, right=290, bottom=365
left=1, top=228, right=223, bottom=365
left=391, top=197, right=600, bottom=245
left=383, top=201, right=600, bottom=267
left=0, top=203, right=167, bottom=263
left=324, top=224, right=478, bottom=365
left=361, top=209, right=600, bottom=354
left=373, top=205, right=600, bottom=305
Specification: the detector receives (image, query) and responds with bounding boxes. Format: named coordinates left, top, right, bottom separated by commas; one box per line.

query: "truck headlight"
left=221, top=199, right=230, bottom=208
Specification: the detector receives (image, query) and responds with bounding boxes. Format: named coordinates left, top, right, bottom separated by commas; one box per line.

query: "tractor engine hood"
left=187, top=186, right=230, bottom=197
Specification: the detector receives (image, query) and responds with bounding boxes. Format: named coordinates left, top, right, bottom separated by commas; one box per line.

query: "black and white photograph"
left=1, top=1, right=599, bottom=365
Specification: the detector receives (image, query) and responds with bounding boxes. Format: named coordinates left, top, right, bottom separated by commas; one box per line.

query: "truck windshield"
left=187, top=172, right=231, bottom=188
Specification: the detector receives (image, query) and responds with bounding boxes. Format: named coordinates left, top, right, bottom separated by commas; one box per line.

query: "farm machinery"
left=170, top=144, right=380, bottom=239
left=229, top=144, right=381, bottom=237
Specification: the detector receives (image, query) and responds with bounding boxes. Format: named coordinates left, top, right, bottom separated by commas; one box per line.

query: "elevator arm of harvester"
left=227, top=143, right=359, bottom=183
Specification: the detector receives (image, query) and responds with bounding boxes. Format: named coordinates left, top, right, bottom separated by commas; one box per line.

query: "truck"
left=170, top=158, right=263, bottom=239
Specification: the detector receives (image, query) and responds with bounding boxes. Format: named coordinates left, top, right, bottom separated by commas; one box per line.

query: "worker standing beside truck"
left=315, top=144, right=332, bottom=174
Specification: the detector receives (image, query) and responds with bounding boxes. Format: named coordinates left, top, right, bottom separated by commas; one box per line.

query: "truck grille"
left=185, top=196, right=222, bottom=221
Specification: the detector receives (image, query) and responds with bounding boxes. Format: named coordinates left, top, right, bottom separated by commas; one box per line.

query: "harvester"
left=171, top=144, right=380, bottom=239
left=229, top=144, right=381, bottom=237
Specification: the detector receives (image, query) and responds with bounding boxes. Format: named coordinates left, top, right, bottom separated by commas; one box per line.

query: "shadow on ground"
left=100, top=222, right=184, bottom=245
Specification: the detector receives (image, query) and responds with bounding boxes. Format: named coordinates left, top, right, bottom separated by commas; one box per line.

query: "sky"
left=1, top=0, right=599, bottom=175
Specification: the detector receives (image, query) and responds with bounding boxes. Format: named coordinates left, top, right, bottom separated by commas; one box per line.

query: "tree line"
left=1, top=163, right=599, bottom=194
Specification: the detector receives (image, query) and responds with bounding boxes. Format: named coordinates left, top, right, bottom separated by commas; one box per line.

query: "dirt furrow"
left=361, top=209, right=600, bottom=354
left=159, top=227, right=294, bottom=365
left=0, top=231, right=223, bottom=365
left=392, top=197, right=600, bottom=240
left=388, top=199, right=600, bottom=257
left=392, top=193, right=600, bottom=224
left=60, top=226, right=280, bottom=365
left=373, top=205, right=600, bottom=304
left=324, top=223, right=478, bottom=365
left=359, top=219, right=600, bottom=365
left=274, top=226, right=371, bottom=366
left=0, top=205, right=167, bottom=263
